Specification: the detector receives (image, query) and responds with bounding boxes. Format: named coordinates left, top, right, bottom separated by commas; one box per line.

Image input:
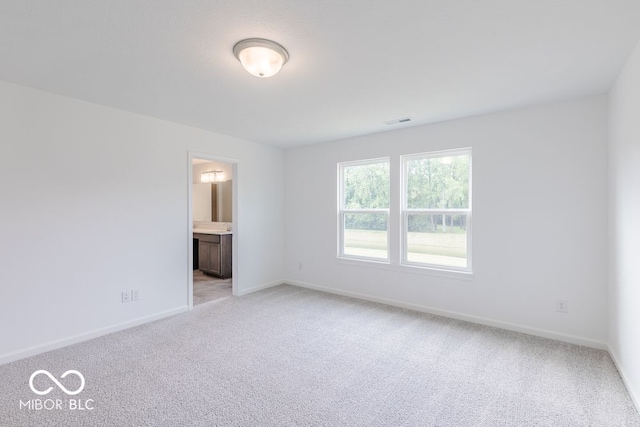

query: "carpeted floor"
left=0, top=284, right=638, bottom=426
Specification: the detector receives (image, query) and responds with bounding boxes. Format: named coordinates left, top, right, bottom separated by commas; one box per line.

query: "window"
left=402, top=149, right=471, bottom=271
left=338, top=158, right=390, bottom=261
left=337, top=149, right=471, bottom=274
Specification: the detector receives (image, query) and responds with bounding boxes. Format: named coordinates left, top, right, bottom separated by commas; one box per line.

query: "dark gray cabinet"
left=194, top=233, right=232, bottom=279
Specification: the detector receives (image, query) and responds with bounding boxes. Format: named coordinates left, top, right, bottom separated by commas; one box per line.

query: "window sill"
left=336, top=257, right=474, bottom=281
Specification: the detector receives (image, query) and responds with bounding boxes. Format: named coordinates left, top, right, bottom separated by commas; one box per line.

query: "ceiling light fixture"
left=233, top=38, right=289, bottom=78
left=201, top=170, right=225, bottom=183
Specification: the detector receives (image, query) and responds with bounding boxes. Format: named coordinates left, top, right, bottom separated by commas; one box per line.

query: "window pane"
left=406, top=154, right=469, bottom=209
left=344, top=162, right=390, bottom=209
left=406, top=214, right=467, bottom=268
left=344, top=213, right=388, bottom=259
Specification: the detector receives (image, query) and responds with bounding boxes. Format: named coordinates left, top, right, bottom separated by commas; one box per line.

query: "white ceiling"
left=1, top=1, right=639, bottom=148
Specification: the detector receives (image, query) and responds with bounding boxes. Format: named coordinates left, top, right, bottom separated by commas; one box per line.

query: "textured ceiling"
left=1, top=1, right=640, bottom=147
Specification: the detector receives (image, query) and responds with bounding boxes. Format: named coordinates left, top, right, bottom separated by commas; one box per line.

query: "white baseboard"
left=608, top=345, right=640, bottom=414
left=0, top=306, right=188, bottom=366
left=0, top=279, right=285, bottom=365
left=235, top=280, right=283, bottom=296
left=286, top=279, right=608, bottom=350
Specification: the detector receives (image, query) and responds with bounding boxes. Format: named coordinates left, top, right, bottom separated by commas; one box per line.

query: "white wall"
left=609, top=39, right=640, bottom=408
left=285, top=95, right=609, bottom=346
left=0, top=81, right=284, bottom=363
left=192, top=183, right=213, bottom=222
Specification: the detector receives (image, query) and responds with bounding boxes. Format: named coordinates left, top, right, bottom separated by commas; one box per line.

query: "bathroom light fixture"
left=201, top=170, right=225, bottom=183
left=233, top=38, right=289, bottom=78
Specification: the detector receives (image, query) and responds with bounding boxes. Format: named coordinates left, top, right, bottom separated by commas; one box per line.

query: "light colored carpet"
left=0, top=284, right=638, bottom=426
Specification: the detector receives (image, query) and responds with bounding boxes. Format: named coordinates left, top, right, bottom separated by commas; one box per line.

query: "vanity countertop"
left=193, top=229, right=232, bottom=235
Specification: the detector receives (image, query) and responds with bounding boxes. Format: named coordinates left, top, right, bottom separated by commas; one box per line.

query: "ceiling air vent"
left=384, top=117, right=412, bottom=125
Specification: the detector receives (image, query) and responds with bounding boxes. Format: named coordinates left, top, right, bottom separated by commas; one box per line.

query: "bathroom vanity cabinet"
left=194, top=233, right=232, bottom=279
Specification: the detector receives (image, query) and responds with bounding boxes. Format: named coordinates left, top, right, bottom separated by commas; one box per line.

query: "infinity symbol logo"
left=29, top=370, right=85, bottom=396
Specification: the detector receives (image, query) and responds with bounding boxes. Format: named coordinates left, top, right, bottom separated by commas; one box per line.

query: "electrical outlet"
left=122, top=291, right=130, bottom=303
left=298, top=262, right=303, bottom=271
left=556, top=299, right=568, bottom=313
left=131, top=289, right=140, bottom=301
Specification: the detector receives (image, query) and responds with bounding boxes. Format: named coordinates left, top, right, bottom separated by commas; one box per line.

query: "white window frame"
left=401, top=148, right=472, bottom=272
left=338, top=158, right=390, bottom=262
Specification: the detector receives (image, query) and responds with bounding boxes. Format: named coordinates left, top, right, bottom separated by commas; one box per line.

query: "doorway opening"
left=188, top=153, right=238, bottom=308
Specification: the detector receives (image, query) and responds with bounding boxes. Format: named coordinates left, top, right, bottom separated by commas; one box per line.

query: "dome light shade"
left=233, top=38, right=289, bottom=78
